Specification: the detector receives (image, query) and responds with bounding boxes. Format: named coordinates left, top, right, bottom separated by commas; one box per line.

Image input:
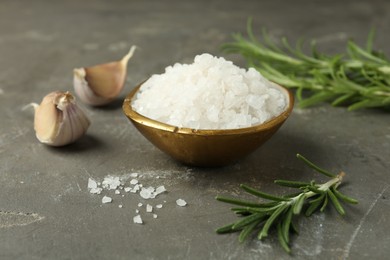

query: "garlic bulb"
left=33, top=91, right=90, bottom=146
left=73, top=45, right=136, bottom=106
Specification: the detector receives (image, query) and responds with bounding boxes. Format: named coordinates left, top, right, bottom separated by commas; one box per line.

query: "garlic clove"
left=73, top=45, right=136, bottom=106
left=33, top=91, right=90, bottom=146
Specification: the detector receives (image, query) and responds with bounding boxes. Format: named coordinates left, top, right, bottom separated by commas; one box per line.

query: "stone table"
left=0, top=0, right=389, bottom=259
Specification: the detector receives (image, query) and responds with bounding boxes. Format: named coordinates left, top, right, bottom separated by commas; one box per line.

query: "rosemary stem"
left=288, top=171, right=345, bottom=205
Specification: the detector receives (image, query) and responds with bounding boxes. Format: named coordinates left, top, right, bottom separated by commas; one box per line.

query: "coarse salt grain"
left=156, top=204, right=163, bottom=209
left=133, top=215, right=143, bottom=224
left=146, top=204, right=153, bottom=213
left=153, top=214, right=158, bottom=219
left=102, top=196, right=113, bottom=204
left=102, top=176, right=121, bottom=190
left=132, top=53, right=287, bottom=129
left=130, top=179, right=139, bottom=185
left=176, top=199, right=187, bottom=207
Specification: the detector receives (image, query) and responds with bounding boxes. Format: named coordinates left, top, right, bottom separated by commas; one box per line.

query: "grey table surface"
left=1, top=0, right=389, bottom=259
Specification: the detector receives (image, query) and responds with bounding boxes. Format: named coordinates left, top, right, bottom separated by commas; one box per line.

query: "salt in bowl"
left=122, top=82, right=294, bottom=167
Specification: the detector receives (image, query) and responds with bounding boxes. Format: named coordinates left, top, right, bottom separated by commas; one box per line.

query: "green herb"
left=215, top=154, right=358, bottom=253
left=222, top=18, right=390, bottom=111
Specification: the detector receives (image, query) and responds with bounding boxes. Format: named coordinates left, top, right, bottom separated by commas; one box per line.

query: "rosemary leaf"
left=274, top=179, right=311, bottom=188
left=258, top=204, right=288, bottom=239
left=305, top=196, right=324, bottom=216
left=215, top=196, right=266, bottom=208
left=331, top=187, right=359, bottom=204
left=327, top=190, right=346, bottom=215
left=282, top=207, right=293, bottom=243
left=297, top=154, right=336, bottom=178
left=320, top=193, right=329, bottom=212
left=240, top=184, right=290, bottom=202
left=277, top=222, right=291, bottom=254
left=216, top=223, right=236, bottom=234
left=292, top=194, right=305, bottom=215
left=233, top=213, right=266, bottom=230
left=239, top=220, right=260, bottom=243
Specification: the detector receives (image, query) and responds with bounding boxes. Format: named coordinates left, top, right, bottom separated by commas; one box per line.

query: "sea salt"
left=156, top=204, right=163, bottom=209
left=153, top=214, right=158, bottom=219
left=140, top=187, right=155, bottom=199
left=102, top=176, right=121, bottom=190
left=133, top=215, right=143, bottom=224
left=176, top=199, right=187, bottom=207
left=130, top=179, right=139, bottom=185
left=102, top=196, right=113, bottom=204
left=132, top=53, right=287, bottom=129
left=146, top=204, right=153, bottom=213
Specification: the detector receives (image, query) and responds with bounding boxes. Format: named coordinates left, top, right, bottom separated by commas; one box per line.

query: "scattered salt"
left=153, top=214, right=158, bottom=219
left=140, top=187, right=155, bottom=199
left=89, top=187, right=102, bottom=194
left=156, top=204, right=163, bottom=209
left=132, top=53, right=287, bottom=129
left=133, top=215, right=143, bottom=224
left=130, top=173, right=138, bottom=178
left=138, top=203, right=143, bottom=207
left=130, top=179, right=139, bottom=185
left=88, top=178, right=98, bottom=189
left=118, top=205, right=123, bottom=208
left=155, top=186, right=166, bottom=196
left=115, top=190, right=120, bottom=195
left=102, top=196, right=113, bottom=204
left=146, top=204, right=153, bottom=213
left=176, top=199, right=187, bottom=207
left=102, top=176, right=121, bottom=190
left=124, top=187, right=131, bottom=192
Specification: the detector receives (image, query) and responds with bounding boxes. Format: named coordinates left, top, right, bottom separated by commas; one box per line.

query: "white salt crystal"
left=135, top=209, right=139, bottom=214
left=133, top=215, right=143, bottom=224
left=102, top=176, right=121, bottom=190
left=138, top=203, right=143, bottom=207
left=132, top=53, right=287, bottom=129
left=156, top=204, right=163, bottom=209
left=89, top=187, right=102, bottom=194
left=130, top=179, right=139, bottom=185
left=102, top=196, right=112, bottom=204
left=176, top=199, right=187, bottom=207
left=154, top=186, right=166, bottom=196
left=115, top=190, right=120, bottom=195
left=87, top=178, right=98, bottom=189
left=118, top=205, right=123, bottom=208
left=153, top=214, right=158, bottom=219
left=130, top=173, right=138, bottom=178
left=140, top=187, right=155, bottom=199
left=146, top=204, right=153, bottom=213
left=124, top=187, right=131, bottom=192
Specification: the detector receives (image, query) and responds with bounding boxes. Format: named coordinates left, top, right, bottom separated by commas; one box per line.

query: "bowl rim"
left=123, top=81, right=294, bottom=136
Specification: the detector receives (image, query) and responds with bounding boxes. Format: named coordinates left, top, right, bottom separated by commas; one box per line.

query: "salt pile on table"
left=132, top=53, right=287, bottom=129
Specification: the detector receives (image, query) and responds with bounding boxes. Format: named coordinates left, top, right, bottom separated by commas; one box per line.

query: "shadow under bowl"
left=123, top=82, right=294, bottom=167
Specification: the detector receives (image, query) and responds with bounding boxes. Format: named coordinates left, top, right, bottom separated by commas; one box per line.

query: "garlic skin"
left=73, top=45, right=136, bottom=106
left=34, top=91, right=90, bottom=146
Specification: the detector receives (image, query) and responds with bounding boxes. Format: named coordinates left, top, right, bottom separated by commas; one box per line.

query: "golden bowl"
left=123, top=82, right=294, bottom=167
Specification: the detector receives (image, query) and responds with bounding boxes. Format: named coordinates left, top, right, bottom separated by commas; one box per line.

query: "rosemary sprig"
left=215, top=154, right=358, bottom=254
left=222, top=19, right=390, bottom=111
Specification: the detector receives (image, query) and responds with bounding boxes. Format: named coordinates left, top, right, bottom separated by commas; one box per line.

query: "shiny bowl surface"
left=123, top=82, right=294, bottom=167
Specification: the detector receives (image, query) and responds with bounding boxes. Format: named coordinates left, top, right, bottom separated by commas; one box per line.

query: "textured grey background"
left=0, top=0, right=389, bottom=259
